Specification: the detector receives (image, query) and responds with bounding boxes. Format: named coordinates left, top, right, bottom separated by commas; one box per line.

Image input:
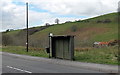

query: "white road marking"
left=6, top=66, right=32, bottom=73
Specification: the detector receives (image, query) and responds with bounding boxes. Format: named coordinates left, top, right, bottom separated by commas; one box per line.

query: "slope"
left=2, top=12, right=118, bottom=48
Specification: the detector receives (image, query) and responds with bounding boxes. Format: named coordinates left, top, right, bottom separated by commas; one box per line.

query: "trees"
left=6, top=29, right=10, bottom=32
left=55, top=18, right=59, bottom=24
left=65, top=21, right=71, bottom=23
left=45, top=23, right=50, bottom=26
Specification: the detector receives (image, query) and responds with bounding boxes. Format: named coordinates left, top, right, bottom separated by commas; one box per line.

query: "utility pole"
left=26, top=2, right=29, bottom=52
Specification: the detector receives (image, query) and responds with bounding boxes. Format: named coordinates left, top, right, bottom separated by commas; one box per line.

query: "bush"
left=2, top=34, right=13, bottom=46
left=97, top=20, right=103, bottom=23
left=71, top=25, right=78, bottom=32
left=97, top=19, right=111, bottom=23
left=103, top=19, right=111, bottom=23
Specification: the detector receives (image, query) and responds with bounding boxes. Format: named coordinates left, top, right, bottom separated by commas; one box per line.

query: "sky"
left=1, top=0, right=119, bottom=31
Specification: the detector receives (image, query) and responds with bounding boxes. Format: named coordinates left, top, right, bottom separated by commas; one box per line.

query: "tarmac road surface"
left=2, top=53, right=103, bottom=73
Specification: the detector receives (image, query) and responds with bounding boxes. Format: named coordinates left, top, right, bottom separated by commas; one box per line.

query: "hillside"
left=2, top=12, right=118, bottom=48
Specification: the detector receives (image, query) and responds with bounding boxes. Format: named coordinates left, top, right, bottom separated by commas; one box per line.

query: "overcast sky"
left=1, top=0, right=119, bottom=31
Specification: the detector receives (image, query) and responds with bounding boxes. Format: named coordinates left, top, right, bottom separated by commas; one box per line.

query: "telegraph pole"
left=26, top=3, right=29, bottom=52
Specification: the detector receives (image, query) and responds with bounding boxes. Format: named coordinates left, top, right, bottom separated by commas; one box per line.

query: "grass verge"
left=1, top=46, right=119, bottom=65
left=75, top=47, right=119, bottom=65
left=1, top=46, right=48, bottom=58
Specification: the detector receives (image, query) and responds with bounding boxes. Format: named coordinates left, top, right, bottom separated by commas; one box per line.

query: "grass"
left=2, top=46, right=119, bottom=65
left=0, top=47, right=2, bottom=51
left=1, top=12, right=119, bottom=65
left=2, top=46, right=48, bottom=58
left=75, top=47, right=119, bottom=65
left=27, top=13, right=118, bottom=48
left=2, top=12, right=118, bottom=48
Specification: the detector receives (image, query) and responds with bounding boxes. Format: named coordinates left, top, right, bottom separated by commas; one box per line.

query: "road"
left=2, top=53, right=103, bottom=73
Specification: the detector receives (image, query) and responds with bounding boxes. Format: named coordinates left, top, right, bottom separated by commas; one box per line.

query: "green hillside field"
left=1, top=12, right=119, bottom=65
left=30, top=12, right=118, bottom=48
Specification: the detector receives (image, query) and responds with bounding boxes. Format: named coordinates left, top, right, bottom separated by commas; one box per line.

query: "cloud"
left=1, top=0, right=26, bottom=31
left=20, top=0, right=119, bottom=16
left=1, top=0, right=80, bottom=31
left=1, top=0, right=119, bottom=31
